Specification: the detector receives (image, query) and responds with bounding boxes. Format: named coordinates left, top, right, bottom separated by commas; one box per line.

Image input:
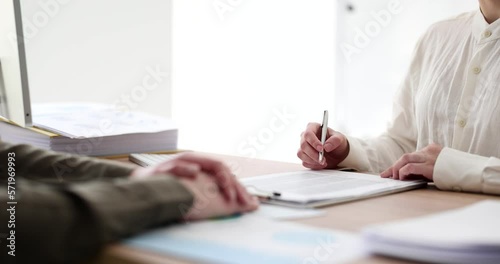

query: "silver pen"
left=318, top=110, right=328, bottom=163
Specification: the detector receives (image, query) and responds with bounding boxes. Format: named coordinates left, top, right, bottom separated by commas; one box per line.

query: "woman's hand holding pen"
left=297, top=122, right=350, bottom=169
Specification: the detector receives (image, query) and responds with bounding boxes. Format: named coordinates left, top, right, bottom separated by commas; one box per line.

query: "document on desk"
left=241, top=170, right=426, bottom=208
left=363, top=200, right=500, bottom=264
left=125, top=214, right=365, bottom=264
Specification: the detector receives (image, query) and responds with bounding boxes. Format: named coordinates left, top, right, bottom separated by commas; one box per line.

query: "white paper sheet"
left=242, top=170, right=426, bottom=203
left=363, top=200, right=500, bottom=264
left=252, top=204, right=326, bottom=220
left=32, top=102, right=176, bottom=138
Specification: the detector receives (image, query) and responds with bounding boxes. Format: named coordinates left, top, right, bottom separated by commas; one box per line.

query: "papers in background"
left=242, top=170, right=426, bottom=208
left=32, top=103, right=176, bottom=138
left=363, top=200, right=500, bottom=264
left=0, top=102, right=178, bottom=156
left=129, top=153, right=183, bottom=167
left=125, top=214, right=365, bottom=264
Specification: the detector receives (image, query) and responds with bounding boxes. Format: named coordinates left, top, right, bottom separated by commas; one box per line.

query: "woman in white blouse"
left=297, top=0, right=500, bottom=195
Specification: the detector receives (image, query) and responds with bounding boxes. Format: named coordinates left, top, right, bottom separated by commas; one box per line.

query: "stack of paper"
left=363, top=200, right=500, bottom=264
left=0, top=103, right=177, bottom=156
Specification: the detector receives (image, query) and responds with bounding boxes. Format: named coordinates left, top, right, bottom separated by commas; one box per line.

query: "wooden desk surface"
left=96, top=153, right=500, bottom=264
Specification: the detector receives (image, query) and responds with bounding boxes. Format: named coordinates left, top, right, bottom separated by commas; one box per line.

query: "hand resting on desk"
left=380, top=143, right=443, bottom=181
left=131, top=153, right=259, bottom=220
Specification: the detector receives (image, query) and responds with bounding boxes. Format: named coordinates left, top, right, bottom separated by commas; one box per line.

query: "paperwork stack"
left=0, top=103, right=177, bottom=156
left=363, top=200, right=500, bottom=264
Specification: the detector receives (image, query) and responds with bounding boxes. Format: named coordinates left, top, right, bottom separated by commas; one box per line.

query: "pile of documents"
left=0, top=103, right=178, bottom=156
left=363, top=200, right=500, bottom=264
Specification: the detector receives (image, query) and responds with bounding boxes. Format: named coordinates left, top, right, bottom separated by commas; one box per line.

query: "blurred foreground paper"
left=363, top=200, right=500, bottom=264
left=125, top=214, right=365, bottom=264
left=252, top=204, right=326, bottom=220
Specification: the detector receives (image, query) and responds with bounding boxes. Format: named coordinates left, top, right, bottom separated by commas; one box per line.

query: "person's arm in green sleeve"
left=0, top=141, right=136, bottom=183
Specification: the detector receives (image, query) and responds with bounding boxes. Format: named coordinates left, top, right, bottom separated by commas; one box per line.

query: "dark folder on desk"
left=241, top=170, right=426, bottom=208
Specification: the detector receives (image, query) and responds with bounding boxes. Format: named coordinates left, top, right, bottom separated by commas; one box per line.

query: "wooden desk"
left=96, top=154, right=500, bottom=264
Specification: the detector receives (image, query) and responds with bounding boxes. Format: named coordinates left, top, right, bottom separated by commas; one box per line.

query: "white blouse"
left=339, top=10, right=500, bottom=195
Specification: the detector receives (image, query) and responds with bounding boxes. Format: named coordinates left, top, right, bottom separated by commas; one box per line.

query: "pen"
left=318, top=110, right=328, bottom=163
left=245, top=185, right=281, bottom=198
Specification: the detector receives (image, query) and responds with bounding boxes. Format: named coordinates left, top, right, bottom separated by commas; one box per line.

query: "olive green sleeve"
left=0, top=141, right=136, bottom=183
left=0, top=176, right=194, bottom=264
left=0, top=141, right=194, bottom=263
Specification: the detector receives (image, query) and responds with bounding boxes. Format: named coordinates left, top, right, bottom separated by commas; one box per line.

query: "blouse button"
left=458, top=120, right=466, bottom=128
left=472, top=67, right=481, bottom=74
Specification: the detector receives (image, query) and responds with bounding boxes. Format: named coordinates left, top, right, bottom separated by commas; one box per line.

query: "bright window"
left=172, top=0, right=477, bottom=163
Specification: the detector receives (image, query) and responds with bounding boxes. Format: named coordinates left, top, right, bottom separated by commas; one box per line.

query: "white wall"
left=172, top=0, right=337, bottom=163
left=15, top=0, right=172, bottom=117
left=0, top=0, right=27, bottom=126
